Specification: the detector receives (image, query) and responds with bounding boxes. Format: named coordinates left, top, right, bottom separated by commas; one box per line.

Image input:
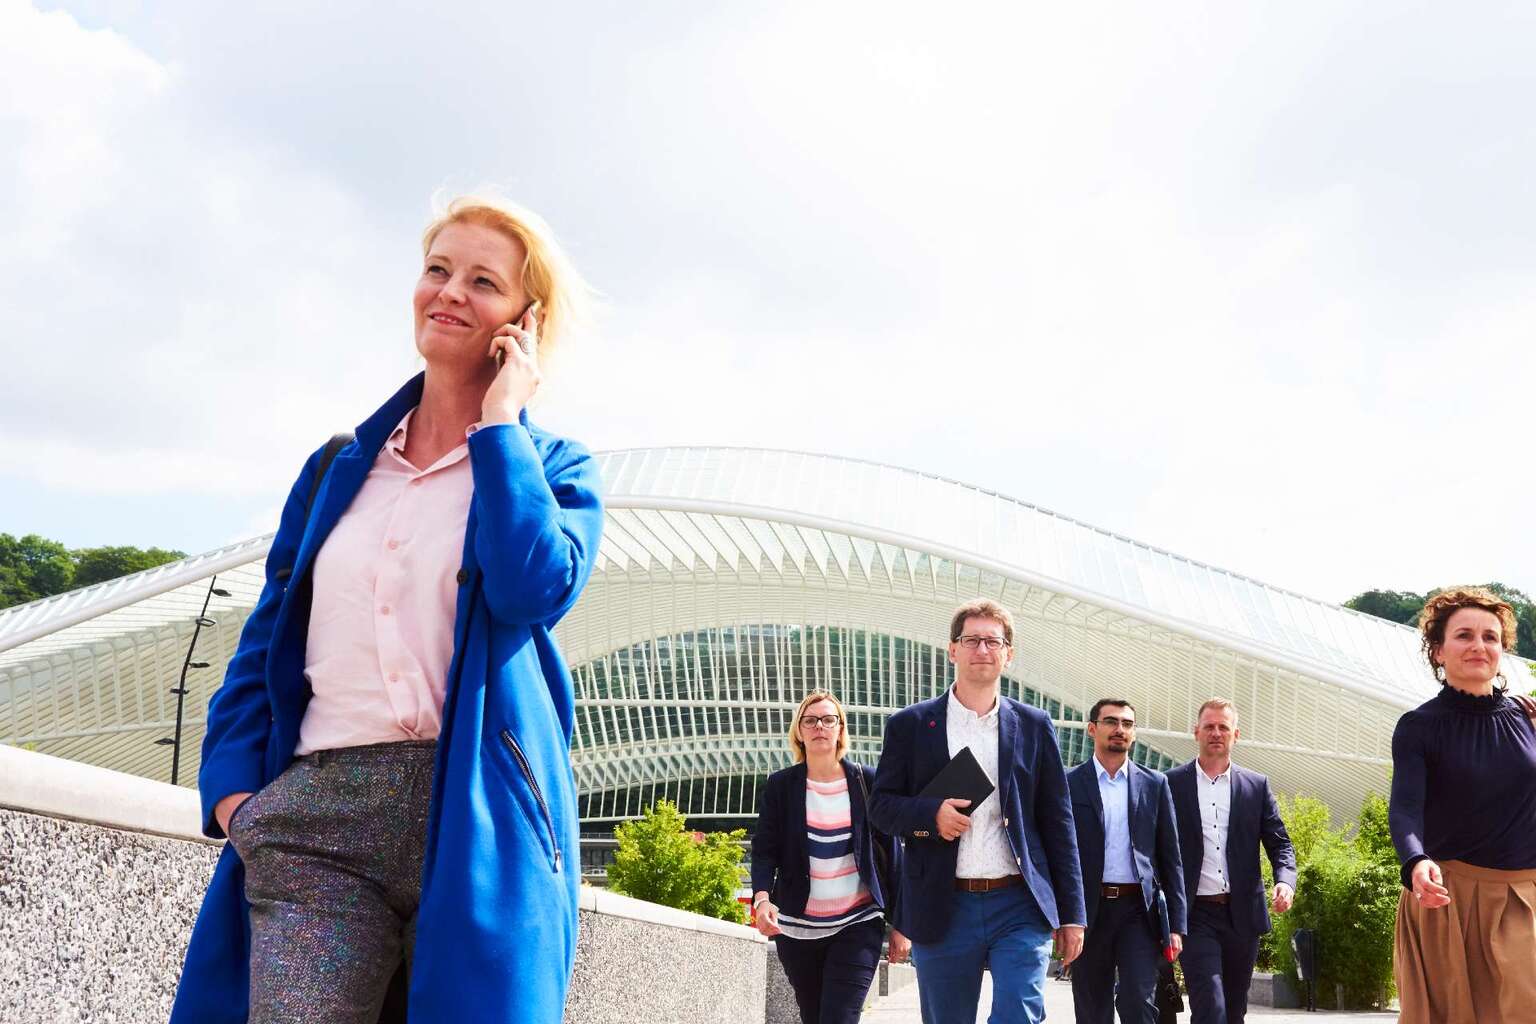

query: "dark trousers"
left=1071, top=893, right=1160, bottom=1024
left=774, top=917, right=885, bottom=1024
left=1182, top=901, right=1261, bottom=1024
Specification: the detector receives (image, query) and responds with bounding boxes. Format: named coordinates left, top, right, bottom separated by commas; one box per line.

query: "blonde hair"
left=421, top=193, right=591, bottom=357
left=786, top=690, right=850, bottom=764
left=1196, top=697, right=1239, bottom=728
left=1419, top=586, right=1518, bottom=679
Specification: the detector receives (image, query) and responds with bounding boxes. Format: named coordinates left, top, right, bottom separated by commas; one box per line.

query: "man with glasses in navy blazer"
left=1167, top=698, right=1296, bottom=1024
left=869, top=599, right=1085, bottom=1024
left=1067, top=698, right=1187, bottom=1023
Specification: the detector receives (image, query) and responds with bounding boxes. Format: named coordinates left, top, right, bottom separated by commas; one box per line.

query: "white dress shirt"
left=1095, top=757, right=1138, bottom=885
left=1195, top=762, right=1233, bottom=896
left=947, top=689, right=1017, bottom=879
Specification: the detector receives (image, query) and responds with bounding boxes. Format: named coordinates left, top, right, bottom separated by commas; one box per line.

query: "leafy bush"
left=1260, top=792, right=1399, bottom=1009
left=607, top=799, right=748, bottom=924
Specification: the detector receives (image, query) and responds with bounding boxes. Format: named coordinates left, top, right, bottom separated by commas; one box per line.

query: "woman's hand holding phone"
left=483, top=299, right=541, bottom=424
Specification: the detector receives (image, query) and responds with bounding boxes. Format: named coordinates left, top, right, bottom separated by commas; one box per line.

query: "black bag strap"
left=304, top=432, right=355, bottom=518
left=274, top=432, right=353, bottom=582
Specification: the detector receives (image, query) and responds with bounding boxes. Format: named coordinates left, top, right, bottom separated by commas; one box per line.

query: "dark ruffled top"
left=1388, top=686, right=1536, bottom=887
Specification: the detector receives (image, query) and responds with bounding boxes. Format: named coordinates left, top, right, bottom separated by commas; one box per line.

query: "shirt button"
left=380, top=606, right=391, bottom=616
left=389, top=672, right=400, bottom=683
left=388, top=539, right=400, bottom=550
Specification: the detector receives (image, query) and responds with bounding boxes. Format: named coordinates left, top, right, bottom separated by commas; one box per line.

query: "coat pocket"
left=497, top=729, right=563, bottom=874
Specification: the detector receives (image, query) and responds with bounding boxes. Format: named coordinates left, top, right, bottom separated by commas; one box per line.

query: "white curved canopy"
left=4, top=446, right=1516, bottom=823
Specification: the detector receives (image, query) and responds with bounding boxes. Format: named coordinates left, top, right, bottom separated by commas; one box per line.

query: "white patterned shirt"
left=947, top=689, right=1016, bottom=879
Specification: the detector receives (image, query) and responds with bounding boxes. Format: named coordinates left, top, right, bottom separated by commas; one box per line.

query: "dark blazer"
left=1167, top=760, right=1297, bottom=937
left=868, top=692, right=1085, bottom=943
left=751, top=759, right=896, bottom=918
left=1067, top=758, right=1188, bottom=936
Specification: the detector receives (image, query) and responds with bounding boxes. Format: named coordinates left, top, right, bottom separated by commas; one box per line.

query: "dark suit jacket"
left=1067, top=758, right=1188, bottom=936
left=750, top=759, right=896, bottom=917
left=868, top=692, right=1085, bottom=943
left=1167, top=760, right=1297, bottom=937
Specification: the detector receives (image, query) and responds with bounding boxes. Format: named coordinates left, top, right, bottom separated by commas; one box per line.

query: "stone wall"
left=0, top=745, right=765, bottom=1024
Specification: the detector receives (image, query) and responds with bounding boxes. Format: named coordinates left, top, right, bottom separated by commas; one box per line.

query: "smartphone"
left=494, top=300, right=539, bottom=369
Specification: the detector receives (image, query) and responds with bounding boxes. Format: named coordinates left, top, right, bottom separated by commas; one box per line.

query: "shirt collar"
left=1199, top=762, right=1233, bottom=785
left=384, top=408, right=479, bottom=472
left=947, top=687, right=999, bottom=724
left=1094, top=756, right=1126, bottom=782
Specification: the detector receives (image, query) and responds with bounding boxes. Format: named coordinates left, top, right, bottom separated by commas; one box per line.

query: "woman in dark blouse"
left=1389, top=586, right=1536, bottom=1023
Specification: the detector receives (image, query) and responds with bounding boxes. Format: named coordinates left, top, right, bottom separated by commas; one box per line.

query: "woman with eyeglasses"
left=751, top=689, right=909, bottom=1024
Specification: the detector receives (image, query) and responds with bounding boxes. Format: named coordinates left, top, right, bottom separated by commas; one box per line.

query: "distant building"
left=3, top=448, right=1502, bottom=839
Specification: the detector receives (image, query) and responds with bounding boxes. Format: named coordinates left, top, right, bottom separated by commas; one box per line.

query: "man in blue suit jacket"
left=1067, top=698, right=1187, bottom=1024
left=870, top=599, right=1085, bottom=1024
left=1167, top=699, right=1296, bottom=1024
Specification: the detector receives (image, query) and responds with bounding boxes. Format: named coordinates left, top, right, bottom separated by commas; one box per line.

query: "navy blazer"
left=868, top=693, right=1085, bottom=943
left=1067, top=759, right=1188, bottom=936
left=1167, top=761, right=1297, bottom=937
left=750, top=759, right=896, bottom=918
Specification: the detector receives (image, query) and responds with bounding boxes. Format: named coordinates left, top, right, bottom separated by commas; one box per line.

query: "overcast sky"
left=2, top=0, right=1532, bottom=605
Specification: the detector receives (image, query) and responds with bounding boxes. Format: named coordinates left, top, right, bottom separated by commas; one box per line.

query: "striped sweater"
left=776, top=776, right=882, bottom=940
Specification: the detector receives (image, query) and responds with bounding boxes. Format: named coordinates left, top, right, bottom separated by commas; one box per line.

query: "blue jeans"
left=910, top=886, right=1054, bottom=1024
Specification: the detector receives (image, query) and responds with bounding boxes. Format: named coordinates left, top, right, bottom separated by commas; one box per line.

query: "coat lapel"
left=1126, top=760, right=1143, bottom=833
left=996, top=697, right=1017, bottom=809
left=790, top=762, right=809, bottom=875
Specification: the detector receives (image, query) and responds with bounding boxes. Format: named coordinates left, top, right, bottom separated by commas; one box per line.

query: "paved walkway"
left=861, top=972, right=1397, bottom=1022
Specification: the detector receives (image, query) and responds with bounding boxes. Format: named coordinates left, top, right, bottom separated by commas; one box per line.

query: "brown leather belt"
left=955, top=875, right=1022, bottom=893
left=1101, top=883, right=1138, bottom=899
left=1196, top=893, right=1231, bottom=905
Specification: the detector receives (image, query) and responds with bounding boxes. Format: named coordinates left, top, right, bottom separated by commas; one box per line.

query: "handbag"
left=851, top=761, right=896, bottom=908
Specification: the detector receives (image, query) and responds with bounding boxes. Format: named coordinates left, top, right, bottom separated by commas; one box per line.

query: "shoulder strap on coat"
left=273, top=432, right=354, bottom=584
left=304, top=432, right=355, bottom=518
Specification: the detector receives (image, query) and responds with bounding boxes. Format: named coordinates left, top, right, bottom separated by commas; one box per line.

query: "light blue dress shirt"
left=1095, top=757, right=1138, bottom=884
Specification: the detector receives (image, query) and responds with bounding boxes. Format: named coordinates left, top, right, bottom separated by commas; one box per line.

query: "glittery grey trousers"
left=227, top=740, right=436, bottom=1024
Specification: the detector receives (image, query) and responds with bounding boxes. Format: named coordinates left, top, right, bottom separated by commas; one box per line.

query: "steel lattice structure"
left=4, top=447, right=1515, bottom=823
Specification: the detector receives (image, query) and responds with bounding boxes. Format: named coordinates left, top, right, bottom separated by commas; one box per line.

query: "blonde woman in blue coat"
left=170, top=195, right=604, bottom=1024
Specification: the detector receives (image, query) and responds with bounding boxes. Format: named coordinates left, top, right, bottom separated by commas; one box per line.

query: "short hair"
left=786, top=689, right=850, bottom=764
left=949, top=598, right=1014, bottom=647
left=1418, top=586, right=1518, bottom=679
left=1088, top=698, right=1136, bottom=724
left=1195, top=698, right=1238, bottom=728
left=421, top=193, right=592, bottom=357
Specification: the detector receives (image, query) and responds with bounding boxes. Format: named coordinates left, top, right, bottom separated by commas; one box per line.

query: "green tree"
left=1343, top=590, right=1424, bottom=626
left=0, top=533, right=75, bottom=608
left=607, top=800, right=747, bottom=924
left=1345, top=582, right=1535, bottom=657
left=72, top=545, right=186, bottom=588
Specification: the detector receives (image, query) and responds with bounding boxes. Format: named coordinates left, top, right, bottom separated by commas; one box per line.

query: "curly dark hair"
left=1417, top=586, right=1518, bottom=680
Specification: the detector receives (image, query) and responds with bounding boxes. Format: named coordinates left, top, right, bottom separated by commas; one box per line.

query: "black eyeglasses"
left=1096, top=716, right=1136, bottom=729
left=955, top=635, right=1010, bottom=651
left=800, top=715, right=841, bottom=730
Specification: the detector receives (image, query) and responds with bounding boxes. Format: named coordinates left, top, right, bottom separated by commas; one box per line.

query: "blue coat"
left=170, top=374, right=604, bottom=1024
left=1166, top=761, right=1296, bottom=938
left=750, top=760, right=897, bottom=918
left=1065, top=758, right=1187, bottom=935
left=867, top=692, right=1086, bottom=943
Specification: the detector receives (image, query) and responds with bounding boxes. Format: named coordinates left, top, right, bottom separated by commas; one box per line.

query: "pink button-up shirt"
left=295, top=410, right=475, bottom=754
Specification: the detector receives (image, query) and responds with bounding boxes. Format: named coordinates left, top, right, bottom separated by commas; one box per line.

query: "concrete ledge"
left=0, top=747, right=768, bottom=1023
left=579, top=884, right=766, bottom=944
left=0, top=743, right=211, bottom=843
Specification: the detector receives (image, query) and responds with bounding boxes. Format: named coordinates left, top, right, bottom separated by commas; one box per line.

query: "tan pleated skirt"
left=1394, top=859, right=1536, bottom=1023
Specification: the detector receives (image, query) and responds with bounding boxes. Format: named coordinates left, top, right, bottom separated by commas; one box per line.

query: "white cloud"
left=2, top=0, right=1533, bottom=603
